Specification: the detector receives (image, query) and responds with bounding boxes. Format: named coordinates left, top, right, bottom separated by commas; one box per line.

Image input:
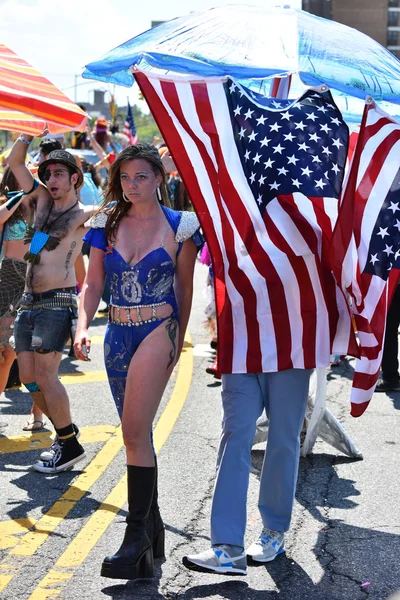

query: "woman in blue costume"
left=0, top=167, right=44, bottom=429
left=74, top=143, right=203, bottom=580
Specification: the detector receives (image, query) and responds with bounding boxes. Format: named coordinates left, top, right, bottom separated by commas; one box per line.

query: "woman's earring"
left=122, top=192, right=130, bottom=203
left=156, top=187, right=162, bottom=202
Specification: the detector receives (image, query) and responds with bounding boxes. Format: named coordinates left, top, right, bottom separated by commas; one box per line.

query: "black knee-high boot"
left=146, top=456, right=165, bottom=559
left=101, top=465, right=155, bottom=579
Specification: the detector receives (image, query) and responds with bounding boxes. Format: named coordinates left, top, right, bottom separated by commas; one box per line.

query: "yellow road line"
left=10, top=428, right=124, bottom=557
left=89, top=335, right=104, bottom=345
left=0, top=333, right=193, bottom=595
left=4, top=369, right=107, bottom=388
left=29, top=334, right=193, bottom=598
left=0, top=519, right=36, bottom=550
left=152, top=338, right=194, bottom=452
left=59, top=370, right=107, bottom=385
left=94, top=311, right=108, bottom=320
left=66, top=334, right=104, bottom=347
left=0, top=425, right=117, bottom=455
left=0, top=429, right=123, bottom=593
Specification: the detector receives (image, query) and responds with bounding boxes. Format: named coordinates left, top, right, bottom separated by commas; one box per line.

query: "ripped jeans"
left=13, top=306, right=74, bottom=353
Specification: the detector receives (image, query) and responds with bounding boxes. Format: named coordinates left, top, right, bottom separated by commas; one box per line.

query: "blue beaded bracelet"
left=18, top=135, right=31, bottom=145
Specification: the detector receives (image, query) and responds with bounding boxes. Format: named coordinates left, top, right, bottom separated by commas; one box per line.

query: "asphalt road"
left=0, top=261, right=400, bottom=600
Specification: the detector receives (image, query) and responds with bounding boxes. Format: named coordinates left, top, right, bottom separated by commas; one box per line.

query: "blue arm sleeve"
left=83, top=227, right=107, bottom=251
left=177, top=227, right=205, bottom=255
left=191, top=228, right=205, bottom=251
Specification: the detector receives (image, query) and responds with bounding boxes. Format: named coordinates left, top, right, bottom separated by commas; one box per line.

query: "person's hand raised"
left=38, top=124, right=49, bottom=138
left=161, top=148, right=176, bottom=174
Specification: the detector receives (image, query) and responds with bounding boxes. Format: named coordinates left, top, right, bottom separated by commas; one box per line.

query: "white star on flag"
left=269, top=122, right=282, bottom=132
left=260, top=136, right=271, bottom=147
left=269, top=181, right=280, bottom=190
left=264, top=158, right=274, bottom=169
left=315, top=178, right=326, bottom=189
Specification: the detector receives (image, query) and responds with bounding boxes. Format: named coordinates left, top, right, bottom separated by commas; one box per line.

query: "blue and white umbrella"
left=83, top=4, right=400, bottom=108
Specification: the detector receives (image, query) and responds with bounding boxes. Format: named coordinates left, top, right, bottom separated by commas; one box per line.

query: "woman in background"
left=0, top=167, right=43, bottom=430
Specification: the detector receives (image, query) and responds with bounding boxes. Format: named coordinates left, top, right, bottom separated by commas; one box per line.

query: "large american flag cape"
left=331, top=99, right=400, bottom=417
left=135, top=71, right=357, bottom=374
left=123, top=100, right=138, bottom=145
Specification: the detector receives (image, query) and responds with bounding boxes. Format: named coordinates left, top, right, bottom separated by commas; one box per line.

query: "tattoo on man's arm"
left=64, top=241, right=77, bottom=280
left=165, top=318, right=178, bottom=369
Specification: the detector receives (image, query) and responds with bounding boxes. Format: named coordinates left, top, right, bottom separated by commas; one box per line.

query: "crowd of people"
left=0, top=114, right=399, bottom=583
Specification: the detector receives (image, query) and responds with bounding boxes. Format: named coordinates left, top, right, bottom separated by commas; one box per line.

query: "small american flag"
left=123, top=101, right=138, bottom=145
left=135, top=71, right=357, bottom=374
left=331, top=99, right=400, bottom=417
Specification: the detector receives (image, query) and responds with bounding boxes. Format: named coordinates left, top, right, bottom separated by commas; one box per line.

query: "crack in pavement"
left=307, top=456, right=368, bottom=598
left=160, top=442, right=218, bottom=599
left=271, top=452, right=367, bottom=598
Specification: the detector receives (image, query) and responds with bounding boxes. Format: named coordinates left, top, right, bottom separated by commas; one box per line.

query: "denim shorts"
left=13, top=306, right=74, bottom=354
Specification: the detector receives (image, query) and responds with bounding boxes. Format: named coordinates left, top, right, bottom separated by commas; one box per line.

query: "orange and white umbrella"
left=0, top=44, right=87, bottom=135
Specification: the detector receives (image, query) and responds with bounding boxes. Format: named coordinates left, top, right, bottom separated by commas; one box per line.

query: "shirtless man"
left=7, top=136, right=93, bottom=473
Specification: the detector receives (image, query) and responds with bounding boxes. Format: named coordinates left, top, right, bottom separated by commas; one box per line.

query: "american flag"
left=331, top=99, right=400, bottom=417
left=135, top=71, right=357, bottom=374
left=123, top=100, right=138, bottom=145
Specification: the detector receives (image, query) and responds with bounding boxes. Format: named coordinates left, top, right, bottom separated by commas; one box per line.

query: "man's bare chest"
left=34, top=205, right=79, bottom=240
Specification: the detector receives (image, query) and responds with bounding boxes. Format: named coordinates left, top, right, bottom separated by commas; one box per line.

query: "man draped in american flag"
left=123, top=101, right=138, bottom=145
left=136, top=70, right=357, bottom=574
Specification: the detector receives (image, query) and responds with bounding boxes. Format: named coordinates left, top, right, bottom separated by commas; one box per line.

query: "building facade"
left=387, top=0, right=400, bottom=58
left=304, top=0, right=399, bottom=58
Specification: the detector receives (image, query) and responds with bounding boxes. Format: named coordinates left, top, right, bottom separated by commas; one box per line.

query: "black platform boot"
left=101, top=465, right=155, bottom=579
left=146, top=456, right=165, bottom=559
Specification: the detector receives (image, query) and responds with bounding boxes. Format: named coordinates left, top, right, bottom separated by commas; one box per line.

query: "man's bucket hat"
left=38, top=150, right=83, bottom=189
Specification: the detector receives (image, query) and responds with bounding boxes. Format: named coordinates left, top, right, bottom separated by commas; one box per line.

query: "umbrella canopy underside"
left=0, top=44, right=87, bottom=134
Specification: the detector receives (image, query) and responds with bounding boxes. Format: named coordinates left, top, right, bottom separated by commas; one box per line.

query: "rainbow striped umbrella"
left=0, top=44, right=87, bottom=135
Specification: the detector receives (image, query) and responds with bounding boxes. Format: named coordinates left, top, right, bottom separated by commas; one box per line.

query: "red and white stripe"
left=135, top=70, right=355, bottom=374
left=123, top=122, right=138, bottom=145
left=332, top=99, right=400, bottom=416
left=269, top=75, right=292, bottom=99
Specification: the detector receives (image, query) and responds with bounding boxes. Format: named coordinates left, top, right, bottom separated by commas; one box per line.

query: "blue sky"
left=0, top=0, right=301, bottom=112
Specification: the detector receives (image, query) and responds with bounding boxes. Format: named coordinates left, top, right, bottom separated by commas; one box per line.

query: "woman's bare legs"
left=0, top=348, right=45, bottom=430
left=121, top=319, right=179, bottom=466
left=0, top=346, right=16, bottom=395
left=101, top=320, right=178, bottom=579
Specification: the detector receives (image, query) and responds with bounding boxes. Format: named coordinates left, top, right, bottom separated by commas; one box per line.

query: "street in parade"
left=0, top=2, right=400, bottom=599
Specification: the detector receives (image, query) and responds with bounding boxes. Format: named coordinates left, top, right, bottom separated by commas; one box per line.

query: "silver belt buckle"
left=22, top=293, right=34, bottom=306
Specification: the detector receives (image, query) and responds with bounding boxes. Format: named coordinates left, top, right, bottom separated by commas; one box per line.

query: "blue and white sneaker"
left=247, top=528, right=285, bottom=563
left=183, top=544, right=247, bottom=575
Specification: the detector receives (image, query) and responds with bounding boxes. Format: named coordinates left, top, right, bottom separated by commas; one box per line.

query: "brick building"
left=303, top=0, right=400, bottom=58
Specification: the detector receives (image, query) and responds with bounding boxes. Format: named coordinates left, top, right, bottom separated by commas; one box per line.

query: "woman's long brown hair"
left=98, top=143, right=170, bottom=242
left=0, top=166, right=24, bottom=222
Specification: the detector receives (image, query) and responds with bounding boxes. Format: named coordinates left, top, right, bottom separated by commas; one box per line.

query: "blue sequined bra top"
left=83, top=204, right=204, bottom=324
left=3, top=218, right=27, bottom=241
left=105, top=244, right=178, bottom=319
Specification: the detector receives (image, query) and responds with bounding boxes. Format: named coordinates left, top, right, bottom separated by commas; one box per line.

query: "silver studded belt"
left=108, top=301, right=169, bottom=326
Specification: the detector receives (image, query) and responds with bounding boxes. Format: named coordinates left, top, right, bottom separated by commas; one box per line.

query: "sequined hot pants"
left=104, top=316, right=175, bottom=419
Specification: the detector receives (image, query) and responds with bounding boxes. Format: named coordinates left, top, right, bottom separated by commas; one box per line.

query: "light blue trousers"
left=210, top=369, right=311, bottom=547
